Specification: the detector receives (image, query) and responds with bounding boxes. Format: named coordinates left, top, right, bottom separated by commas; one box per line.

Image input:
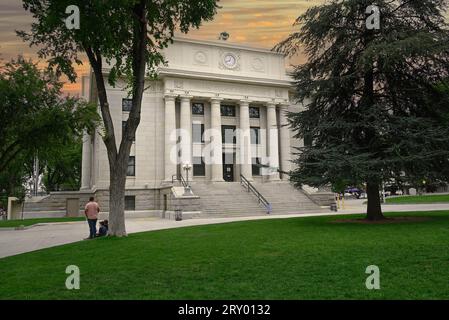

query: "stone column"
left=210, top=98, right=224, bottom=182
left=80, top=131, right=92, bottom=190
left=266, top=103, right=280, bottom=181
left=279, top=104, right=291, bottom=180
left=164, top=95, right=178, bottom=181
left=239, top=100, right=252, bottom=180
left=179, top=95, right=193, bottom=168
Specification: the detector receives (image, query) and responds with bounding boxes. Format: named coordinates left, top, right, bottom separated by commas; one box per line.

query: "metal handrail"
left=171, top=174, right=188, bottom=188
left=240, top=174, right=272, bottom=214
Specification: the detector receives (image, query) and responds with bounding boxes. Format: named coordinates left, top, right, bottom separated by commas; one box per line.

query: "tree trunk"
left=366, top=181, right=385, bottom=220
left=83, top=2, right=147, bottom=237
left=108, top=165, right=127, bottom=237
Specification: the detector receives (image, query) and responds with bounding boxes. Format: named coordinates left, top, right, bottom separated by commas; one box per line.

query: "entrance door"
left=223, top=153, right=234, bottom=182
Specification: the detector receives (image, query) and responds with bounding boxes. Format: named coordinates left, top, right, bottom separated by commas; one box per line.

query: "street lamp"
left=182, top=162, right=193, bottom=196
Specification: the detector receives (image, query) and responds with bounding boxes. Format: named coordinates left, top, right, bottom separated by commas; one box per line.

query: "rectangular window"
left=220, top=105, right=236, bottom=117
left=127, top=156, right=136, bottom=176
left=222, top=125, right=236, bottom=144
left=193, top=157, right=206, bottom=176
left=249, top=107, right=260, bottom=119
left=192, top=103, right=205, bottom=115
left=250, top=127, right=260, bottom=145
left=124, top=196, right=136, bottom=211
left=304, top=132, right=313, bottom=147
left=252, top=158, right=261, bottom=176
left=192, top=123, right=205, bottom=143
left=122, top=98, right=133, bottom=112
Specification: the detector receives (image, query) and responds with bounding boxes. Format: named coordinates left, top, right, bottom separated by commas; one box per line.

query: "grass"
left=0, top=217, right=85, bottom=228
left=1, top=211, right=449, bottom=300
left=386, top=194, right=449, bottom=204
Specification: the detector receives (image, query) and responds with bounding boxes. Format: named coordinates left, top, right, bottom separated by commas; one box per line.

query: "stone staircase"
left=252, top=181, right=324, bottom=214
left=191, top=182, right=268, bottom=216
left=191, top=181, right=326, bottom=217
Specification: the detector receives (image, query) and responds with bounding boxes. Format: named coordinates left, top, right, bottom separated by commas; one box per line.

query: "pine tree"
left=275, top=0, right=449, bottom=220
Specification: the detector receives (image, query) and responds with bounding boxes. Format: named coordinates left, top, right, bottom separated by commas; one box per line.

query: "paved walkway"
left=1, top=201, right=448, bottom=259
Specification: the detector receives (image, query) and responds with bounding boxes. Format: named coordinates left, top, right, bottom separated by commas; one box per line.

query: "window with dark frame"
left=250, top=127, right=260, bottom=145
left=220, top=105, right=236, bottom=117
left=193, top=157, right=206, bottom=176
left=192, top=123, right=205, bottom=143
left=249, top=107, right=260, bottom=119
left=252, top=158, right=261, bottom=176
left=124, top=196, right=136, bottom=211
left=122, top=98, right=133, bottom=112
left=192, top=103, right=205, bottom=115
left=304, top=132, right=313, bottom=147
left=222, top=125, right=236, bottom=144
left=127, top=156, right=136, bottom=176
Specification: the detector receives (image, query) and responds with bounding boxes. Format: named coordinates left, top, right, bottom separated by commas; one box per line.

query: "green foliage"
left=41, top=136, right=83, bottom=192
left=0, top=57, right=100, bottom=196
left=275, top=0, right=449, bottom=192
left=19, top=0, right=219, bottom=89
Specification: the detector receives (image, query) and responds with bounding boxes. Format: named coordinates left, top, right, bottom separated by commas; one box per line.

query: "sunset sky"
left=0, top=0, right=323, bottom=94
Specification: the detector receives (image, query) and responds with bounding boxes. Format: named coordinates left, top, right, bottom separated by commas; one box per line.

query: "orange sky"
left=0, top=0, right=323, bottom=94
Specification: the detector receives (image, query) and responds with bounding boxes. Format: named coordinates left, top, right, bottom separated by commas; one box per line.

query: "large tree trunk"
left=108, top=164, right=127, bottom=236
left=83, top=1, right=147, bottom=237
left=366, top=181, right=385, bottom=221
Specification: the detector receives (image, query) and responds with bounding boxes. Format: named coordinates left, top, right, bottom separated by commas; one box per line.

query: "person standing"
left=84, top=197, right=100, bottom=239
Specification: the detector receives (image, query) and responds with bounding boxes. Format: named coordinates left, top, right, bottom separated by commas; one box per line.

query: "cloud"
left=0, top=0, right=324, bottom=94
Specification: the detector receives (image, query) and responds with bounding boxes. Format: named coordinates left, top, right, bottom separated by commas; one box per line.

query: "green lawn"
left=0, top=217, right=85, bottom=228
left=386, top=194, right=449, bottom=204
left=1, top=211, right=449, bottom=299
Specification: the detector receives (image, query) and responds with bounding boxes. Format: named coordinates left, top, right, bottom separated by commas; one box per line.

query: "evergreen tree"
left=275, top=0, right=449, bottom=220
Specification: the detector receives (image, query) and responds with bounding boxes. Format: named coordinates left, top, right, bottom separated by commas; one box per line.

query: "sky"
left=0, top=0, right=325, bottom=94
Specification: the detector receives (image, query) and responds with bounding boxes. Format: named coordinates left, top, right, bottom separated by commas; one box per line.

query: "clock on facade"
left=223, top=53, right=237, bottom=69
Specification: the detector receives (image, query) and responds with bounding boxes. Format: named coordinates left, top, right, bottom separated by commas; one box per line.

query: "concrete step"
left=191, top=181, right=325, bottom=216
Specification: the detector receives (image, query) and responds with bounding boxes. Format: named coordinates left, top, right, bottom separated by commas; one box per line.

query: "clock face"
left=224, top=53, right=237, bottom=68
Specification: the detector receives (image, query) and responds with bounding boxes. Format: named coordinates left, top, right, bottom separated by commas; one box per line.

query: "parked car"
left=358, top=192, right=367, bottom=199
left=344, top=187, right=366, bottom=199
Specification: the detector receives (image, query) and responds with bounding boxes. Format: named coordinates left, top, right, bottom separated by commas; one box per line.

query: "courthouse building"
left=22, top=37, right=333, bottom=218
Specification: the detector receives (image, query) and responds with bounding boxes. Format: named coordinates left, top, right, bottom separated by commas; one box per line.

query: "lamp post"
left=182, top=162, right=193, bottom=196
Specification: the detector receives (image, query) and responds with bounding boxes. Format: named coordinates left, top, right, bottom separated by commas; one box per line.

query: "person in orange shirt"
left=84, top=197, right=100, bottom=239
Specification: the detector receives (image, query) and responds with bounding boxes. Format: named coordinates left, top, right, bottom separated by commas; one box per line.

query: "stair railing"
left=171, top=174, right=188, bottom=188
left=240, top=174, right=272, bottom=214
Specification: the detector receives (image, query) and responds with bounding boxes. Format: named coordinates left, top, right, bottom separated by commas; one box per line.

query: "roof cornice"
left=173, top=36, right=286, bottom=56
left=157, top=67, right=294, bottom=88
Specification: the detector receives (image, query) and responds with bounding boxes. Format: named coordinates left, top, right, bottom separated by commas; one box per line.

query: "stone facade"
left=76, top=37, right=320, bottom=215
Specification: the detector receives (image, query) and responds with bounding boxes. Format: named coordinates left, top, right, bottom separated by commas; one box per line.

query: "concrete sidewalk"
left=1, top=202, right=448, bottom=259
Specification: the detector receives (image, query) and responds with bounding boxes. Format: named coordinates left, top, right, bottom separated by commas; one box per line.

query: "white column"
left=239, top=100, right=252, bottom=180
left=210, top=98, right=224, bottom=182
left=266, top=103, right=280, bottom=181
left=279, top=104, right=291, bottom=180
left=179, top=95, right=193, bottom=167
left=164, top=95, right=178, bottom=181
left=80, top=131, right=92, bottom=190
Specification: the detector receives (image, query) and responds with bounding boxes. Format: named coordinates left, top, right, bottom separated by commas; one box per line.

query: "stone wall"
left=20, top=185, right=204, bottom=219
